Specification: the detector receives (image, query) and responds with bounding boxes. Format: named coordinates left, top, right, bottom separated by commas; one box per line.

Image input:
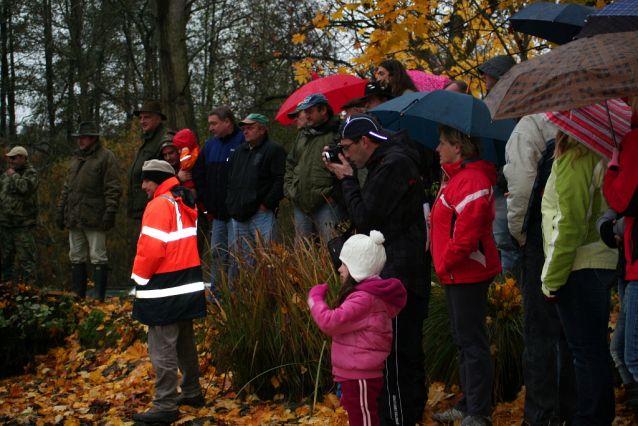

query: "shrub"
left=423, top=277, right=524, bottom=402
left=207, top=239, right=337, bottom=400
left=0, top=282, right=76, bottom=377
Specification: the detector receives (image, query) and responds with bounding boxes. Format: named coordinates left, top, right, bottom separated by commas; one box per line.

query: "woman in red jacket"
left=603, top=97, right=638, bottom=419
left=429, top=125, right=501, bottom=426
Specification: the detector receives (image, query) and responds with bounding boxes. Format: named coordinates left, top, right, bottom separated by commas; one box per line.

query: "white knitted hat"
left=339, top=230, right=386, bottom=282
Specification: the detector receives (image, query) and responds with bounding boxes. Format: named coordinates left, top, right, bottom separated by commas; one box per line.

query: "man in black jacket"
left=324, top=114, right=431, bottom=426
left=226, top=114, right=286, bottom=267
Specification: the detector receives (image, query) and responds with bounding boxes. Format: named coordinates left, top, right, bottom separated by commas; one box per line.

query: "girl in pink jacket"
left=308, top=231, right=407, bottom=426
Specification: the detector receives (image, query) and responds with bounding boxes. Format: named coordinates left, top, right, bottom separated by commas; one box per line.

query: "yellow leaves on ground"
left=120, top=340, right=148, bottom=364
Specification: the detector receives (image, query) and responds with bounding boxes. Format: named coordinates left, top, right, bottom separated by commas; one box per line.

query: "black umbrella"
left=577, top=0, right=638, bottom=38
left=509, top=1, right=596, bottom=45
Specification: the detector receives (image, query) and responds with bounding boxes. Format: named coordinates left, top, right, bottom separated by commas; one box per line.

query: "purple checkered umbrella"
left=577, top=0, right=638, bottom=39
left=485, top=31, right=638, bottom=120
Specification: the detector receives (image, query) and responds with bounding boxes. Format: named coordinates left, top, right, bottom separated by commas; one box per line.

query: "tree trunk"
left=44, top=0, right=56, bottom=138
left=1, top=2, right=8, bottom=138
left=154, top=0, right=195, bottom=132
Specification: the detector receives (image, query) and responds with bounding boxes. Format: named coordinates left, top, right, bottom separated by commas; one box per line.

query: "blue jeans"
left=230, top=210, right=278, bottom=273
left=623, top=280, right=638, bottom=383
left=555, top=268, right=615, bottom=426
left=293, top=203, right=341, bottom=246
left=519, top=243, right=576, bottom=426
left=492, top=186, right=519, bottom=274
left=210, top=219, right=233, bottom=292
left=611, top=278, right=634, bottom=385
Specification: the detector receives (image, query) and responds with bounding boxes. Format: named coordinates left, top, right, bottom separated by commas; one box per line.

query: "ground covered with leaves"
left=0, top=295, right=636, bottom=425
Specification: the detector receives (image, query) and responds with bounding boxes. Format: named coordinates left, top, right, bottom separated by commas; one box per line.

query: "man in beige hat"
left=56, top=121, right=122, bottom=301
left=0, top=146, right=39, bottom=284
left=127, top=99, right=172, bottom=221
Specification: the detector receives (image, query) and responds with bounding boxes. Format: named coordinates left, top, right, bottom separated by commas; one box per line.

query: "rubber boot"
left=625, top=382, right=638, bottom=422
left=72, top=263, right=88, bottom=298
left=93, top=264, right=108, bottom=302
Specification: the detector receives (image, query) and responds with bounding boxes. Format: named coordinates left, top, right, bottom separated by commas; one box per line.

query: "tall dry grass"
left=206, top=237, right=339, bottom=400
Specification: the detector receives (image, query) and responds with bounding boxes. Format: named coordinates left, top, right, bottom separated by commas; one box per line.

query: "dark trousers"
left=445, top=280, right=493, bottom=417
left=378, top=289, right=428, bottom=426
left=340, top=378, right=384, bottom=426
left=519, top=242, right=576, bottom=426
left=555, top=269, right=615, bottom=426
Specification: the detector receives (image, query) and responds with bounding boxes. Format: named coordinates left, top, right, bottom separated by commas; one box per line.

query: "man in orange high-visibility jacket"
left=131, top=160, right=207, bottom=424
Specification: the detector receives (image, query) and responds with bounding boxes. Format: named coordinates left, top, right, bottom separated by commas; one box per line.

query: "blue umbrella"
left=509, top=2, right=596, bottom=45
left=368, top=91, right=517, bottom=166
left=577, top=0, right=638, bottom=38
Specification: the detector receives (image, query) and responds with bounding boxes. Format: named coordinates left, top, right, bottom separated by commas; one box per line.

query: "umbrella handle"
left=604, top=100, right=618, bottom=148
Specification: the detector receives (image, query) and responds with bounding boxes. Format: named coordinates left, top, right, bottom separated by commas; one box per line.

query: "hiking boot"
left=177, top=393, right=205, bottom=407
left=132, top=407, right=179, bottom=424
left=432, top=408, right=468, bottom=424
left=459, top=415, right=493, bottom=426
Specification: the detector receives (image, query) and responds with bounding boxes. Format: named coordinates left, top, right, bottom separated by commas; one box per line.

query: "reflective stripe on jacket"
left=132, top=177, right=206, bottom=326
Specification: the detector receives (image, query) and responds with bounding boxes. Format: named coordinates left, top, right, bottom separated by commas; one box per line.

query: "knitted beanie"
left=339, top=230, right=387, bottom=282
left=141, top=159, right=175, bottom=185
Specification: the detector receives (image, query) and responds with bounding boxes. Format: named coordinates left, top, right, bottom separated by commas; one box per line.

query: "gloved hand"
left=308, top=284, right=328, bottom=309
left=609, top=147, right=620, bottom=170
left=55, top=211, right=65, bottom=230
left=102, top=212, right=116, bottom=231
left=542, top=283, right=561, bottom=304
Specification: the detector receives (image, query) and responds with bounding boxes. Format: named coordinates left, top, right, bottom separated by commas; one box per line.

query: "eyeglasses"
left=339, top=141, right=357, bottom=152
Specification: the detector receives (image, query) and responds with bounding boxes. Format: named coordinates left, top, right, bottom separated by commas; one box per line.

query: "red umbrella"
left=275, top=74, right=368, bottom=125
left=543, top=98, right=632, bottom=159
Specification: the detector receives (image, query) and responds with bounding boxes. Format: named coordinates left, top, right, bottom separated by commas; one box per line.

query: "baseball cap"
left=297, top=93, right=330, bottom=110
left=286, top=101, right=305, bottom=119
left=6, top=146, right=28, bottom=157
left=362, top=81, right=394, bottom=100
left=339, top=113, right=394, bottom=140
left=239, top=113, right=269, bottom=126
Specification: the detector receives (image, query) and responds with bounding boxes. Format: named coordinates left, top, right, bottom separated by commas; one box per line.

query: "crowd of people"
left=1, top=54, right=636, bottom=426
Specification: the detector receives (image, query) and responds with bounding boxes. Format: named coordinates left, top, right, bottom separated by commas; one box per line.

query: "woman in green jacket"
left=540, top=132, right=618, bottom=426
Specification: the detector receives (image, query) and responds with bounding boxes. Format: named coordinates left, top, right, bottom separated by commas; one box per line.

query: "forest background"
left=0, top=0, right=611, bottom=290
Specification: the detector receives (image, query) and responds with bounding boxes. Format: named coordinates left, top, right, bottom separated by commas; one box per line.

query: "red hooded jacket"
left=430, top=158, right=501, bottom=284
left=603, top=123, right=638, bottom=280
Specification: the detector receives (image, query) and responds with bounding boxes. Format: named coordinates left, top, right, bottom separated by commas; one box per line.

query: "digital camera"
left=324, top=145, right=344, bottom=164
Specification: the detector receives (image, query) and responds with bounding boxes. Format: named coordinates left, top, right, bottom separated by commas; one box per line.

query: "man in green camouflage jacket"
left=0, top=146, right=39, bottom=284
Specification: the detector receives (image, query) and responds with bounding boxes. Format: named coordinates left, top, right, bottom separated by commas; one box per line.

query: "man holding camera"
left=324, top=114, right=430, bottom=426
left=284, top=93, right=342, bottom=243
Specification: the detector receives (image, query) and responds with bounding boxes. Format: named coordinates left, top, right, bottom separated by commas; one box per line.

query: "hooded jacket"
left=340, top=129, right=430, bottom=297
left=225, top=137, right=287, bottom=222
left=127, top=122, right=172, bottom=219
left=131, top=177, right=206, bottom=326
left=57, top=142, right=122, bottom=230
left=284, top=114, right=341, bottom=213
left=541, top=144, right=617, bottom=289
left=430, top=157, right=501, bottom=284
left=604, top=125, right=638, bottom=280
left=503, top=114, right=556, bottom=246
left=308, top=277, right=407, bottom=380
left=173, top=129, right=201, bottom=172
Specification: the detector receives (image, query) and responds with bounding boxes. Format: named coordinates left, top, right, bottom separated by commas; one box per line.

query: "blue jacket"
left=193, top=126, right=245, bottom=220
